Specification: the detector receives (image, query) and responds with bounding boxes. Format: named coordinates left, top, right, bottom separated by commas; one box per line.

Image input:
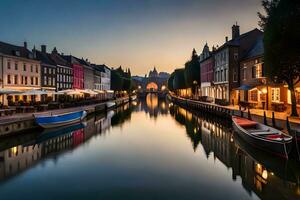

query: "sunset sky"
left=0, top=0, right=263, bottom=75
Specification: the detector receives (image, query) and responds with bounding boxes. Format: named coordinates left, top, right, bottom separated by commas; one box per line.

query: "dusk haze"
left=0, top=0, right=262, bottom=75
left=0, top=0, right=299, bottom=200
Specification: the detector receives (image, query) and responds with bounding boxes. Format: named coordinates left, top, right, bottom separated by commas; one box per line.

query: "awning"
left=56, top=89, right=83, bottom=95
left=18, top=89, right=48, bottom=95
left=0, top=89, right=22, bottom=95
left=82, top=89, right=98, bottom=95
left=235, top=85, right=253, bottom=91
left=94, top=90, right=105, bottom=94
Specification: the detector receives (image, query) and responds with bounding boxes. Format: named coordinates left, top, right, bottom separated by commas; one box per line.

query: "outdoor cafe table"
left=38, top=104, right=48, bottom=111
left=16, top=106, right=36, bottom=113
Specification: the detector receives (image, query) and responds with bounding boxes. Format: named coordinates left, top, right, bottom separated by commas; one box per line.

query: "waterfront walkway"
left=226, top=105, right=300, bottom=125
left=0, top=97, right=129, bottom=125
left=169, top=94, right=300, bottom=130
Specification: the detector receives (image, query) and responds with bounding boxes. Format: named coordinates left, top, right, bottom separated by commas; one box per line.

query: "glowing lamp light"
left=138, top=85, right=141, bottom=89
left=262, top=88, right=267, bottom=94
left=262, top=170, right=268, bottom=180
left=161, top=85, right=166, bottom=91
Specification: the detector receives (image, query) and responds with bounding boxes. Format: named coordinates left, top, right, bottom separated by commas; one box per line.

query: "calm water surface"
left=0, top=94, right=299, bottom=200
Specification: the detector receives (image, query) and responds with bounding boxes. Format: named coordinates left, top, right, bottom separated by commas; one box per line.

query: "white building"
left=0, top=41, right=41, bottom=105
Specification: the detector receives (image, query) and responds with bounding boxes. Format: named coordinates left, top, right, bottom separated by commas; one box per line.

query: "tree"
left=111, top=70, right=123, bottom=91
left=173, top=68, right=187, bottom=90
left=184, top=49, right=200, bottom=93
left=259, top=0, right=300, bottom=116
left=168, top=72, right=175, bottom=91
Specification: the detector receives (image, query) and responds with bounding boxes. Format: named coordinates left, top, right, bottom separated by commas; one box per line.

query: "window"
left=7, top=75, right=11, bottom=84
left=7, top=61, right=11, bottom=69
left=233, top=68, right=237, bottom=82
left=271, top=88, right=280, bottom=102
left=31, top=77, right=34, bottom=85
left=35, top=77, right=38, bottom=85
left=219, top=70, right=222, bottom=81
left=48, top=77, right=52, bottom=85
left=31, top=65, right=33, bottom=72
left=15, top=62, right=18, bottom=70
left=53, top=78, right=55, bottom=85
left=241, top=66, right=247, bottom=81
left=44, top=76, right=47, bottom=85
left=252, top=66, right=256, bottom=78
left=14, top=75, right=18, bottom=84
left=23, top=63, right=26, bottom=71
left=234, top=53, right=238, bottom=60
left=250, top=89, right=258, bottom=102
left=25, top=77, right=28, bottom=85
left=255, top=63, right=263, bottom=78
left=21, top=76, right=24, bottom=84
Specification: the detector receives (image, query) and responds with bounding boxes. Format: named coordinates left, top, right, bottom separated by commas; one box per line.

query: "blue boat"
left=34, top=110, right=87, bottom=128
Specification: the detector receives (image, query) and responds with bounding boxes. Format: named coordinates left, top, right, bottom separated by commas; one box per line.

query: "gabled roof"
left=49, top=52, right=69, bottom=67
left=0, top=41, right=35, bottom=60
left=243, top=35, right=264, bottom=60
left=216, top=28, right=263, bottom=51
left=61, top=55, right=81, bottom=65
left=35, top=50, right=56, bottom=66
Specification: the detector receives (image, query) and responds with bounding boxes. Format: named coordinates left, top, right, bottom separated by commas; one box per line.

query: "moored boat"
left=232, top=116, right=293, bottom=159
left=34, top=110, right=87, bottom=129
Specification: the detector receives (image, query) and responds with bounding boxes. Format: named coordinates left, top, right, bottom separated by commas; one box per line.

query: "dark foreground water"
left=0, top=94, right=299, bottom=200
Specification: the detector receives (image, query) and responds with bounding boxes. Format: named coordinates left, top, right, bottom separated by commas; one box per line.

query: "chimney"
left=232, top=22, right=240, bottom=39
left=225, top=36, right=228, bottom=42
left=24, top=41, right=27, bottom=49
left=41, top=45, right=46, bottom=53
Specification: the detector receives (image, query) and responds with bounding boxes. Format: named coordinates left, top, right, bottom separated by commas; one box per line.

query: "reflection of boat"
left=233, top=132, right=299, bottom=183
left=106, top=101, right=116, bottom=109
left=34, top=110, right=87, bottom=128
left=232, top=116, right=293, bottom=159
left=35, top=122, right=87, bottom=144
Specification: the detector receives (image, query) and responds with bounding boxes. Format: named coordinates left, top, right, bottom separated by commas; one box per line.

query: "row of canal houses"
left=198, top=23, right=300, bottom=112
left=0, top=41, right=113, bottom=105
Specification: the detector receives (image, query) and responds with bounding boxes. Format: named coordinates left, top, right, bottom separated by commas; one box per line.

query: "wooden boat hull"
left=34, top=110, right=87, bottom=129
left=232, top=118, right=293, bottom=159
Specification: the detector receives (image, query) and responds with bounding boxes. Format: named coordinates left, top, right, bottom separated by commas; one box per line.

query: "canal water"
left=0, top=94, right=299, bottom=200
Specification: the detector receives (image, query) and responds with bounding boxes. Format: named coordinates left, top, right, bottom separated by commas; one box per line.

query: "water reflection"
left=138, top=93, right=168, bottom=118
left=0, top=104, right=134, bottom=184
left=0, top=97, right=299, bottom=200
left=170, top=104, right=300, bottom=200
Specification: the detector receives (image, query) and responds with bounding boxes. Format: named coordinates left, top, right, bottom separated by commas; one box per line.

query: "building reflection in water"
left=138, top=93, right=169, bottom=118
left=0, top=100, right=300, bottom=199
left=0, top=103, right=133, bottom=184
left=169, top=104, right=300, bottom=200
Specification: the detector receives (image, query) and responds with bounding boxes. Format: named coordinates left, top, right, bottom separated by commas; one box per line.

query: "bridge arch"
left=146, top=82, right=158, bottom=92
